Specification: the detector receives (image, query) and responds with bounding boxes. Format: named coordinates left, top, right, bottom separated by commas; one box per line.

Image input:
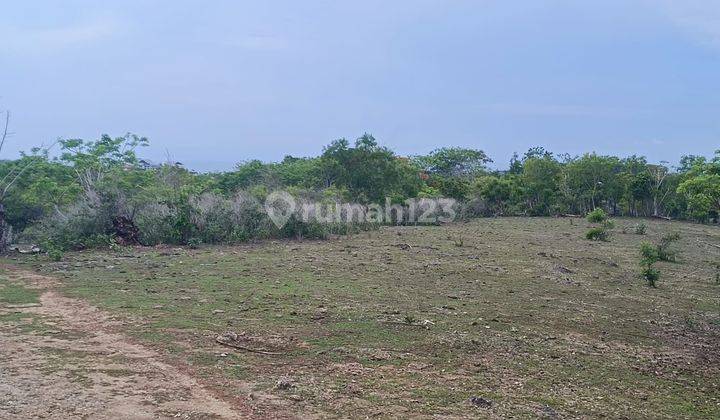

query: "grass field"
left=3, top=217, right=720, bottom=418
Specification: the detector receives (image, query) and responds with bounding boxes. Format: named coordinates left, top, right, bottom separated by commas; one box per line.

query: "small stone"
left=469, top=396, right=492, bottom=408
left=276, top=378, right=294, bottom=390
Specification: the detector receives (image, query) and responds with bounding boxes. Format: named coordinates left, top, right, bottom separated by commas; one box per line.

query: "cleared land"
left=1, top=217, right=719, bottom=418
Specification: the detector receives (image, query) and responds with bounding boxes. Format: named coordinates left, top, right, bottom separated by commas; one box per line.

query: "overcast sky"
left=1, top=1, right=719, bottom=171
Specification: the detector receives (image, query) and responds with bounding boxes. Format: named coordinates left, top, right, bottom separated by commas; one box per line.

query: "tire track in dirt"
left=0, top=267, right=251, bottom=419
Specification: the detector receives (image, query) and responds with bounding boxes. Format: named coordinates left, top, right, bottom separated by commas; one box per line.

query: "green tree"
left=413, top=147, right=492, bottom=178
left=563, top=153, right=622, bottom=213
left=0, top=111, right=63, bottom=249
left=475, top=176, right=512, bottom=215
left=677, top=151, right=720, bottom=222
left=521, top=153, right=562, bottom=215
left=321, top=134, right=421, bottom=202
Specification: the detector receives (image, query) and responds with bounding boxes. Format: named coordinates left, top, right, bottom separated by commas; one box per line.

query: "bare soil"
left=0, top=268, right=249, bottom=419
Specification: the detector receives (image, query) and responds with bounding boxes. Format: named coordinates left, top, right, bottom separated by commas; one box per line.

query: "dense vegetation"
left=0, top=130, right=719, bottom=252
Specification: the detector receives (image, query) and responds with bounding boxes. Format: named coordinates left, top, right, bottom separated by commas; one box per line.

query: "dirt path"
left=0, top=267, right=250, bottom=419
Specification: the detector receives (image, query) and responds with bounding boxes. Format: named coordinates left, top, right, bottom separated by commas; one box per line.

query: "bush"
left=640, top=241, right=659, bottom=265
left=47, top=249, right=63, bottom=261
left=634, top=223, right=647, bottom=235
left=657, top=232, right=680, bottom=262
left=280, top=216, right=328, bottom=240
left=641, top=266, right=660, bottom=287
left=586, top=226, right=610, bottom=241
left=586, top=208, right=608, bottom=223
left=639, top=241, right=662, bottom=287
left=26, top=199, right=110, bottom=251
left=134, top=203, right=177, bottom=245
left=186, top=237, right=202, bottom=249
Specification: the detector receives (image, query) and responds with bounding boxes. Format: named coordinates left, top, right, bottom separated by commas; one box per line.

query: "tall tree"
left=647, top=162, right=672, bottom=217
left=321, top=134, right=421, bottom=202
left=0, top=111, right=53, bottom=250
left=521, top=153, right=562, bottom=215
left=563, top=153, right=621, bottom=212
left=413, top=147, right=492, bottom=178
left=677, top=151, right=720, bottom=222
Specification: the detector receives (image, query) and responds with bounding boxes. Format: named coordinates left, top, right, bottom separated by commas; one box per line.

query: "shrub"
left=134, top=203, right=177, bottom=245
left=640, top=241, right=659, bottom=265
left=26, top=200, right=109, bottom=251
left=280, top=216, right=329, bottom=240
left=602, top=219, right=615, bottom=230
left=186, top=237, right=202, bottom=249
left=43, top=239, right=65, bottom=261
left=586, top=208, right=607, bottom=223
left=586, top=226, right=610, bottom=241
left=657, top=232, right=680, bottom=262
left=641, top=266, right=660, bottom=287
left=47, top=248, right=63, bottom=262
left=634, top=223, right=647, bottom=235
left=639, top=241, right=662, bottom=287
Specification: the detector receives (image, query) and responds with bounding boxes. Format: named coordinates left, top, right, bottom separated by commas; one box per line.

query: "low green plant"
left=602, top=219, right=615, bottom=230
left=639, top=241, right=661, bottom=287
left=640, top=241, right=659, bottom=265
left=47, top=247, right=64, bottom=262
left=186, top=237, right=202, bottom=249
left=641, top=265, right=660, bottom=287
left=586, top=208, right=608, bottom=223
left=586, top=226, right=610, bottom=241
left=634, top=222, right=647, bottom=235
left=656, top=232, right=680, bottom=262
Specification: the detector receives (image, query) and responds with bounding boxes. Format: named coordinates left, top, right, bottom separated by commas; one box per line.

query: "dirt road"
left=0, top=267, right=249, bottom=419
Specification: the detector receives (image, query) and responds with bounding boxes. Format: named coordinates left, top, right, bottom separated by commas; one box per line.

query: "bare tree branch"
left=1, top=158, right=35, bottom=198
left=0, top=140, right=58, bottom=199
left=0, top=165, right=20, bottom=187
left=0, top=110, right=9, bottom=155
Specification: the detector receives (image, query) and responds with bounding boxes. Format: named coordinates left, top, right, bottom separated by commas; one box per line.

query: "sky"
left=1, top=1, right=719, bottom=171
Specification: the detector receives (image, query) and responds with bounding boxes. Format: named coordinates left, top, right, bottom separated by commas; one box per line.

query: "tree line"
left=0, top=129, right=718, bottom=252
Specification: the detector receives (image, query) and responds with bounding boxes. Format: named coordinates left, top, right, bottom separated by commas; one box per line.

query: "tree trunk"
left=0, top=203, right=12, bottom=253
left=653, top=196, right=659, bottom=217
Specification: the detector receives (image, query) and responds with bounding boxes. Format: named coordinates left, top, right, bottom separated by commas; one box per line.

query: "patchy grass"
left=38, top=347, right=94, bottom=387
left=8, top=217, right=720, bottom=418
left=0, top=276, right=50, bottom=334
left=0, top=276, right=39, bottom=305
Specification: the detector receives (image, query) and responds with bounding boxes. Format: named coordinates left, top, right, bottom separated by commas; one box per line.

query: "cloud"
left=0, top=18, right=120, bottom=53
left=653, top=1, right=720, bottom=48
